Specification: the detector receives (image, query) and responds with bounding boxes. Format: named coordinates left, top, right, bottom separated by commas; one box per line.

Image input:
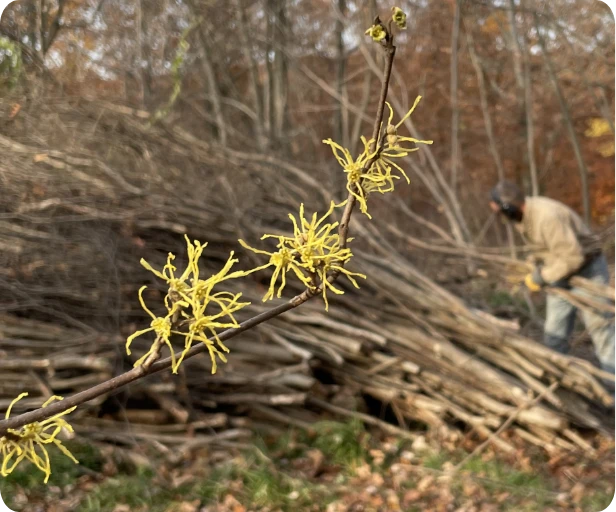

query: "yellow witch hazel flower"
left=178, top=273, right=249, bottom=373
left=238, top=240, right=314, bottom=301
left=377, top=95, right=433, bottom=177
left=392, top=7, right=407, bottom=29
left=240, top=201, right=366, bottom=310
left=126, top=285, right=185, bottom=370
left=316, top=260, right=365, bottom=311
left=365, top=24, right=386, bottom=42
left=323, top=96, right=432, bottom=218
left=128, top=236, right=250, bottom=374
left=1, top=394, right=78, bottom=483
left=140, top=236, right=206, bottom=304
left=324, top=135, right=403, bottom=218
left=322, top=138, right=379, bottom=218
left=285, top=201, right=347, bottom=271
left=179, top=289, right=248, bottom=373
left=382, top=96, right=433, bottom=150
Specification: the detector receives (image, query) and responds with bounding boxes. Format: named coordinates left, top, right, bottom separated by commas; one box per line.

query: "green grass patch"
left=193, top=463, right=237, bottom=504
left=236, top=443, right=328, bottom=511
left=487, top=289, right=529, bottom=313
left=310, top=419, right=368, bottom=468
left=487, top=290, right=517, bottom=308
left=79, top=467, right=197, bottom=512
left=423, top=451, right=449, bottom=470
left=458, top=455, right=554, bottom=508
left=242, top=462, right=292, bottom=508
left=4, top=426, right=611, bottom=512
left=580, top=488, right=615, bottom=512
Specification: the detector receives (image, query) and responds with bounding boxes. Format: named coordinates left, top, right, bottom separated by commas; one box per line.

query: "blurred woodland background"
left=0, top=0, right=615, bottom=510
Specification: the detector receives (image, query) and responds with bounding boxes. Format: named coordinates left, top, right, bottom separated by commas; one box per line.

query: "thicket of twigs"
left=0, top=89, right=614, bottom=460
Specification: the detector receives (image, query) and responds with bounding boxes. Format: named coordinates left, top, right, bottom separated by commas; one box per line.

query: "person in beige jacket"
left=490, top=181, right=614, bottom=375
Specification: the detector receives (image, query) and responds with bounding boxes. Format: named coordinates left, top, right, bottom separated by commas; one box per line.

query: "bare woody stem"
left=0, top=35, right=397, bottom=436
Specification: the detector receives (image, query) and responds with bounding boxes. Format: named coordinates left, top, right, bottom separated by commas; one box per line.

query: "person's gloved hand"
left=524, top=267, right=545, bottom=293
left=524, top=274, right=542, bottom=292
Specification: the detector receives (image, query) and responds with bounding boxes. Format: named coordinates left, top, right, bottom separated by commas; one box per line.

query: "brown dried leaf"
left=570, top=482, right=585, bottom=504
left=165, top=501, right=200, bottom=512
left=479, top=504, right=499, bottom=512
left=222, top=494, right=245, bottom=512
left=416, top=475, right=435, bottom=493
left=403, top=489, right=422, bottom=504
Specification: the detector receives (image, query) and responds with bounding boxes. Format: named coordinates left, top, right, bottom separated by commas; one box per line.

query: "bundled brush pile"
left=0, top=93, right=613, bottom=459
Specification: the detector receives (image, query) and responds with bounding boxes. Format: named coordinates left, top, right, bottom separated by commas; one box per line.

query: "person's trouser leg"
left=575, top=256, right=615, bottom=375
left=544, top=293, right=576, bottom=354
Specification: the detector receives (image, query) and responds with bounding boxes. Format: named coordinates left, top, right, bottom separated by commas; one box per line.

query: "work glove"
left=524, top=267, right=545, bottom=293
left=524, top=274, right=542, bottom=292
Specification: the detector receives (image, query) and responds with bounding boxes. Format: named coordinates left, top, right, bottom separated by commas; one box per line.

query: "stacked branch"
left=0, top=88, right=612, bottom=461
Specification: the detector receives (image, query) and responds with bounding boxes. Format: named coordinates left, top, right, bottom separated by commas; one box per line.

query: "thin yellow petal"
left=395, top=95, right=422, bottom=129
left=6, top=393, right=28, bottom=420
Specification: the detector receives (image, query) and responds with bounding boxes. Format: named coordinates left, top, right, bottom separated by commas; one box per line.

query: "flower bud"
left=392, top=7, right=407, bottom=29
left=365, top=24, right=386, bottom=42
left=386, top=124, right=398, bottom=146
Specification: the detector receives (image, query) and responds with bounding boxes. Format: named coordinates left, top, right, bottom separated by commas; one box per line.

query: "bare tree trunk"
left=28, top=0, right=43, bottom=57
left=535, top=15, right=590, bottom=223
left=465, top=25, right=516, bottom=257
left=41, top=0, right=66, bottom=55
left=506, top=0, right=524, bottom=91
left=265, top=0, right=275, bottom=143
left=134, top=0, right=144, bottom=107
left=465, top=28, right=504, bottom=179
left=39, top=0, right=47, bottom=58
left=522, top=44, right=538, bottom=197
left=597, top=88, right=615, bottom=133
left=333, top=0, right=349, bottom=196
left=507, top=0, right=538, bottom=197
left=334, top=0, right=346, bottom=144
left=235, top=0, right=266, bottom=149
left=188, top=6, right=227, bottom=146
left=449, top=0, right=461, bottom=194
left=272, top=0, right=289, bottom=147
left=519, top=0, right=538, bottom=197
left=200, top=34, right=227, bottom=146
left=341, top=77, right=349, bottom=150
left=503, top=0, right=524, bottom=190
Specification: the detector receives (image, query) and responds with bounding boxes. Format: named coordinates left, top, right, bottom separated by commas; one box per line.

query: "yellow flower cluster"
left=324, top=97, right=432, bottom=218
left=1, top=394, right=78, bottom=483
left=127, top=236, right=250, bottom=374
left=240, top=201, right=365, bottom=310
left=365, top=7, right=407, bottom=42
